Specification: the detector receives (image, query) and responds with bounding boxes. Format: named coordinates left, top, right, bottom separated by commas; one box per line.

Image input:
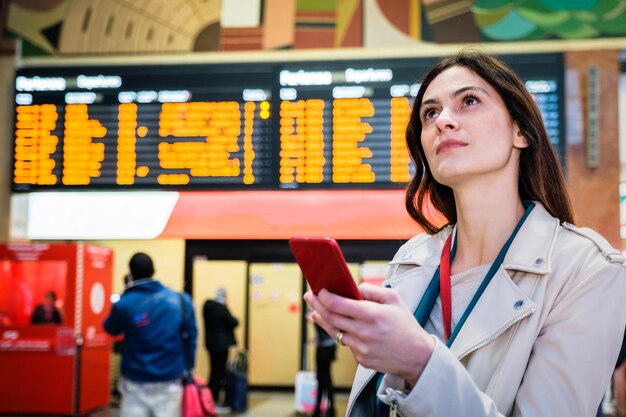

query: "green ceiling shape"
left=480, top=10, right=538, bottom=40
left=476, top=0, right=514, bottom=8
left=473, top=0, right=626, bottom=40
left=535, top=0, right=600, bottom=10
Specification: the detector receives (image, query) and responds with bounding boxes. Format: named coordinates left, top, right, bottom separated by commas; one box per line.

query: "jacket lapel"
left=449, top=267, right=536, bottom=359
left=449, top=202, right=558, bottom=358
left=392, top=264, right=440, bottom=313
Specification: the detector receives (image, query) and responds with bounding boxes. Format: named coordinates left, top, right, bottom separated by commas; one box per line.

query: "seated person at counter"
left=31, top=291, right=62, bottom=324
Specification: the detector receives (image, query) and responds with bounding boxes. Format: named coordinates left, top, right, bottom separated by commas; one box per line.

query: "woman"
left=304, top=50, right=626, bottom=417
left=31, top=290, right=62, bottom=324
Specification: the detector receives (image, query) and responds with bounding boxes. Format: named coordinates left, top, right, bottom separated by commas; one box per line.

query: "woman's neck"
left=451, top=181, right=526, bottom=275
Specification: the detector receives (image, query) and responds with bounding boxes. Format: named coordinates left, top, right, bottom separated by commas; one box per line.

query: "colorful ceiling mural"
left=473, top=0, right=626, bottom=40
left=2, top=0, right=626, bottom=56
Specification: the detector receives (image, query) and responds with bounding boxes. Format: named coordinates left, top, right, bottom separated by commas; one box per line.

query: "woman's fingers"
left=359, top=283, right=401, bottom=304
left=304, top=290, right=365, bottom=347
left=318, top=284, right=404, bottom=313
left=305, top=286, right=406, bottom=338
left=305, top=287, right=434, bottom=380
left=309, top=310, right=331, bottom=332
left=304, top=291, right=344, bottom=339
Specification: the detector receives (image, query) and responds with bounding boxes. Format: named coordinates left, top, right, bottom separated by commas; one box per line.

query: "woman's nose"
left=435, top=107, right=458, bottom=131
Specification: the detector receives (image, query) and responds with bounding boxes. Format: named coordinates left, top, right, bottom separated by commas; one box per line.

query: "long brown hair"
left=405, top=50, right=574, bottom=234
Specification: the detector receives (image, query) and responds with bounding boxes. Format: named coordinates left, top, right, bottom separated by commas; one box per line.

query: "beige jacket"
left=346, top=203, right=626, bottom=417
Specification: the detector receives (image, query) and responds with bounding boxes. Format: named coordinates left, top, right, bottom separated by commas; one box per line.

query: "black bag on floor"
left=225, top=350, right=248, bottom=412
left=225, top=371, right=248, bottom=412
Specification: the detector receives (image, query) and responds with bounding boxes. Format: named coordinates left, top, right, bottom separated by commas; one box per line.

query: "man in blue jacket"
left=104, top=252, right=197, bottom=417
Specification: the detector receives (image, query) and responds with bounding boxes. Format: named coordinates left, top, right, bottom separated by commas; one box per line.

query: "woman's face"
left=419, top=66, right=527, bottom=187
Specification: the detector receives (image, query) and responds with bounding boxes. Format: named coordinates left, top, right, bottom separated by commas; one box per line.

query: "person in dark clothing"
left=31, top=290, right=62, bottom=324
left=313, top=322, right=336, bottom=417
left=203, top=287, right=239, bottom=411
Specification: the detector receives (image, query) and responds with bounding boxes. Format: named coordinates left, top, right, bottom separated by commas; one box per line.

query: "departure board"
left=277, top=61, right=433, bottom=188
left=13, top=64, right=275, bottom=190
left=12, top=53, right=565, bottom=191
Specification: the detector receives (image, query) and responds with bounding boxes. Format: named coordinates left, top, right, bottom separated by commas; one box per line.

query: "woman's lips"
left=436, top=139, right=467, bottom=154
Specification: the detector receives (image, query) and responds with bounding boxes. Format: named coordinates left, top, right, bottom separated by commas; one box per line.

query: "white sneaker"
left=216, top=405, right=232, bottom=415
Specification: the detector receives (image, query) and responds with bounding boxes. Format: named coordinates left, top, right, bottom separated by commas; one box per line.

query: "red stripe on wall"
left=159, top=189, right=440, bottom=239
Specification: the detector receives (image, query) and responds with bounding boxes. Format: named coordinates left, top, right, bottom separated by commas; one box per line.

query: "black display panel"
left=12, top=53, right=564, bottom=191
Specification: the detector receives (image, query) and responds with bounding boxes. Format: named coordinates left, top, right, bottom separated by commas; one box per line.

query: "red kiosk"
left=0, top=243, right=113, bottom=415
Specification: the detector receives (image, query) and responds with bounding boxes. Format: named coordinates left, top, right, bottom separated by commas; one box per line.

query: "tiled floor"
left=4, top=393, right=622, bottom=417
left=84, top=392, right=347, bottom=417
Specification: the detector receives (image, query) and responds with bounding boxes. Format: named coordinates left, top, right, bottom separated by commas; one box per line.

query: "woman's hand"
left=303, top=283, right=435, bottom=386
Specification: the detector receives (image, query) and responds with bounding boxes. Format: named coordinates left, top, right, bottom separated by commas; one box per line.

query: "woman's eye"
left=422, top=108, right=438, bottom=120
left=463, top=95, right=479, bottom=106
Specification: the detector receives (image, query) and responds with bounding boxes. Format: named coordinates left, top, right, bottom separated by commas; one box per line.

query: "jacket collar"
left=124, top=278, right=163, bottom=292
left=390, top=227, right=451, bottom=268
left=501, top=202, right=559, bottom=275
left=393, top=201, right=560, bottom=276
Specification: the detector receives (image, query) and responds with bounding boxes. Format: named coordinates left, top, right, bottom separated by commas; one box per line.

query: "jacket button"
left=401, top=252, right=411, bottom=260
left=533, top=258, right=545, bottom=267
left=513, top=300, right=524, bottom=309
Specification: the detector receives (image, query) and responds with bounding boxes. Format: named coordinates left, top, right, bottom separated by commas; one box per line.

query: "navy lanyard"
left=415, top=201, right=534, bottom=347
left=376, top=201, right=535, bottom=416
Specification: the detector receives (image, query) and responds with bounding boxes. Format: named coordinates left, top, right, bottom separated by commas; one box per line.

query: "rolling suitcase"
left=295, top=370, right=318, bottom=414
left=295, top=330, right=319, bottom=415
left=225, top=350, right=248, bottom=412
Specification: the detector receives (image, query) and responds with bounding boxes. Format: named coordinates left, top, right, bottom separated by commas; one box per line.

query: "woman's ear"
left=513, top=127, right=529, bottom=149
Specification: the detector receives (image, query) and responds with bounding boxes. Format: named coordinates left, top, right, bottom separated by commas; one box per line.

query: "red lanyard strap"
left=439, top=234, right=453, bottom=341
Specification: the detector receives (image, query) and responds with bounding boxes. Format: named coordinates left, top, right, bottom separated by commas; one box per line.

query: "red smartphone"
left=289, top=237, right=363, bottom=300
